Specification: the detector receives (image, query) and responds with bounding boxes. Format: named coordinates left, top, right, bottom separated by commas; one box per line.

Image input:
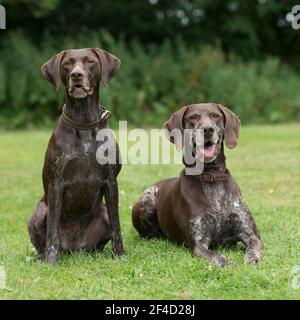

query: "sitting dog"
left=28, top=48, right=125, bottom=264
left=132, top=103, right=262, bottom=267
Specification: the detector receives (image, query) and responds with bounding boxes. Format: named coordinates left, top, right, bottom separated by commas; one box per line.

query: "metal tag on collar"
left=101, top=107, right=112, bottom=121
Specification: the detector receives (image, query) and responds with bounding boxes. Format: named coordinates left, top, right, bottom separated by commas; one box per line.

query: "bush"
left=0, top=31, right=300, bottom=128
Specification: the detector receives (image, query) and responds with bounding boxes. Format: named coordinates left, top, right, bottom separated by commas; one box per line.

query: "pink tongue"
left=204, top=144, right=217, bottom=159
left=87, top=88, right=94, bottom=95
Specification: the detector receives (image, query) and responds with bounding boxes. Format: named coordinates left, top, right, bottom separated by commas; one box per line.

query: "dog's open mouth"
left=198, top=141, right=221, bottom=161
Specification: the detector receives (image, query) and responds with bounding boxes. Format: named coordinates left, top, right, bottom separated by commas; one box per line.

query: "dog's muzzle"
left=194, top=125, right=222, bottom=163
left=68, top=66, right=94, bottom=99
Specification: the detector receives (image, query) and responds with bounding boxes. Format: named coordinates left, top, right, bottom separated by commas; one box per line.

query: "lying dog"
left=28, top=48, right=125, bottom=264
left=132, top=103, right=262, bottom=267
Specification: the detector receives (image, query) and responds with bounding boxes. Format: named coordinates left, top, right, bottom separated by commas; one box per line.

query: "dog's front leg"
left=187, top=216, right=228, bottom=267
left=105, top=180, right=125, bottom=258
left=45, top=180, right=63, bottom=264
left=239, top=225, right=262, bottom=264
left=243, top=236, right=262, bottom=264
left=233, top=197, right=263, bottom=264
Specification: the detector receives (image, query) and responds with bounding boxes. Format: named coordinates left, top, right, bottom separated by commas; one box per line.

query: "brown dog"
left=28, top=48, right=125, bottom=264
left=132, top=103, right=262, bottom=267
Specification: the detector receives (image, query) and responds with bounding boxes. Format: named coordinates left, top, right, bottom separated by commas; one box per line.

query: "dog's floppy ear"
left=163, top=105, right=190, bottom=150
left=41, top=51, right=66, bottom=91
left=91, top=48, right=121, bottom=86
left=216, top=104, right=241, bottom=149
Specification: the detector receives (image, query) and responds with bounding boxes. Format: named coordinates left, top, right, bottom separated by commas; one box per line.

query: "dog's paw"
left=112, top=250, right=125, bottom=259
left=212, top=254, right=228, bottom=268
left=112, top=244, right=125, bottom=259
left=245, top=250, right=261, bottom=264
left=45, top=250, right=59, bottom=265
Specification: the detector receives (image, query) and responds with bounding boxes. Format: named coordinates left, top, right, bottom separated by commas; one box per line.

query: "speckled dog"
left=28, top=48, right=125, bottom=264
left=132, top=103, right=262, bottom=267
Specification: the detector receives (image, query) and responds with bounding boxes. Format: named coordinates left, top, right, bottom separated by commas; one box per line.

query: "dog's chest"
left=200, top=182, right=246, bottom=233
left=74, top=130, right=96, bottom=156
left=60, top=130, right=104, bottom=182
left=201, top=182, right=226, bottom=212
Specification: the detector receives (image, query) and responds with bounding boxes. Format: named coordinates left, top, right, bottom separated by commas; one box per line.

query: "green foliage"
left=3, top=1, right=300, bottom=66
left=2, top=0, right=60, bottom=17
left=0, top=31, right=300, bottom=128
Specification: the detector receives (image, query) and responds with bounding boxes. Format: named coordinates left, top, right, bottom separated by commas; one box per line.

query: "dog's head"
left=164, top=103, right=240, bottom=163
left=41, top=48, right=120, bottom=98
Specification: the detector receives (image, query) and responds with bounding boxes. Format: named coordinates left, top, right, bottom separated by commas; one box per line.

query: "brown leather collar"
left=198, top=171, right=229, bottom=182
left=60, top=105, right=111, bottom=130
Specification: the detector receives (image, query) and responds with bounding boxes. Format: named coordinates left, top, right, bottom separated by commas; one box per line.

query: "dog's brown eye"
left=87, top=59, right=95, bottom=64
left=211, top=113, right=220, bottom=119
left=63, top=61, right=72, bottom=68
left=189, top=114, right=198, bottom=121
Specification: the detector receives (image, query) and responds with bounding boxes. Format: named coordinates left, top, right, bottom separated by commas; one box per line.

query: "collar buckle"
left=198, top=171, right=228, bottom=183
left=207, top=173, right=215, bottom=182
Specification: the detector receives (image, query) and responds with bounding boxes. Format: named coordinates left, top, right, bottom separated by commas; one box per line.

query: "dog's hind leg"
left=28, top=198, right=47, bottom=260
left=83, top=203, right=111, bottom=252
left=132, top=185, right=163, bottom=239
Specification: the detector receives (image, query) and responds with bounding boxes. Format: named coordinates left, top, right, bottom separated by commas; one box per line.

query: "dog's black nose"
left=203, top=125, right=214, bottom=135
left=71, top=71, right=84, bottom=80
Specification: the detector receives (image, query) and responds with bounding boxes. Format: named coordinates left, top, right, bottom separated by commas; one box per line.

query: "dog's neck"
left=64, top=88, right=102, bottom=124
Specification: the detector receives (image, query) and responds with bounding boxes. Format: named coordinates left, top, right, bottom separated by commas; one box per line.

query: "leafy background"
left=0, top=0, right=300, bottom=128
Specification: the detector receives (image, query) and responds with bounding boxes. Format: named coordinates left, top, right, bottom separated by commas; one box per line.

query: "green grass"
left=0, top=124, right=300, bottom=299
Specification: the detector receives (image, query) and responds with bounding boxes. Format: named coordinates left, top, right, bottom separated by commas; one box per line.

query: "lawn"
left=0, top=124, right=300, bottom=299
